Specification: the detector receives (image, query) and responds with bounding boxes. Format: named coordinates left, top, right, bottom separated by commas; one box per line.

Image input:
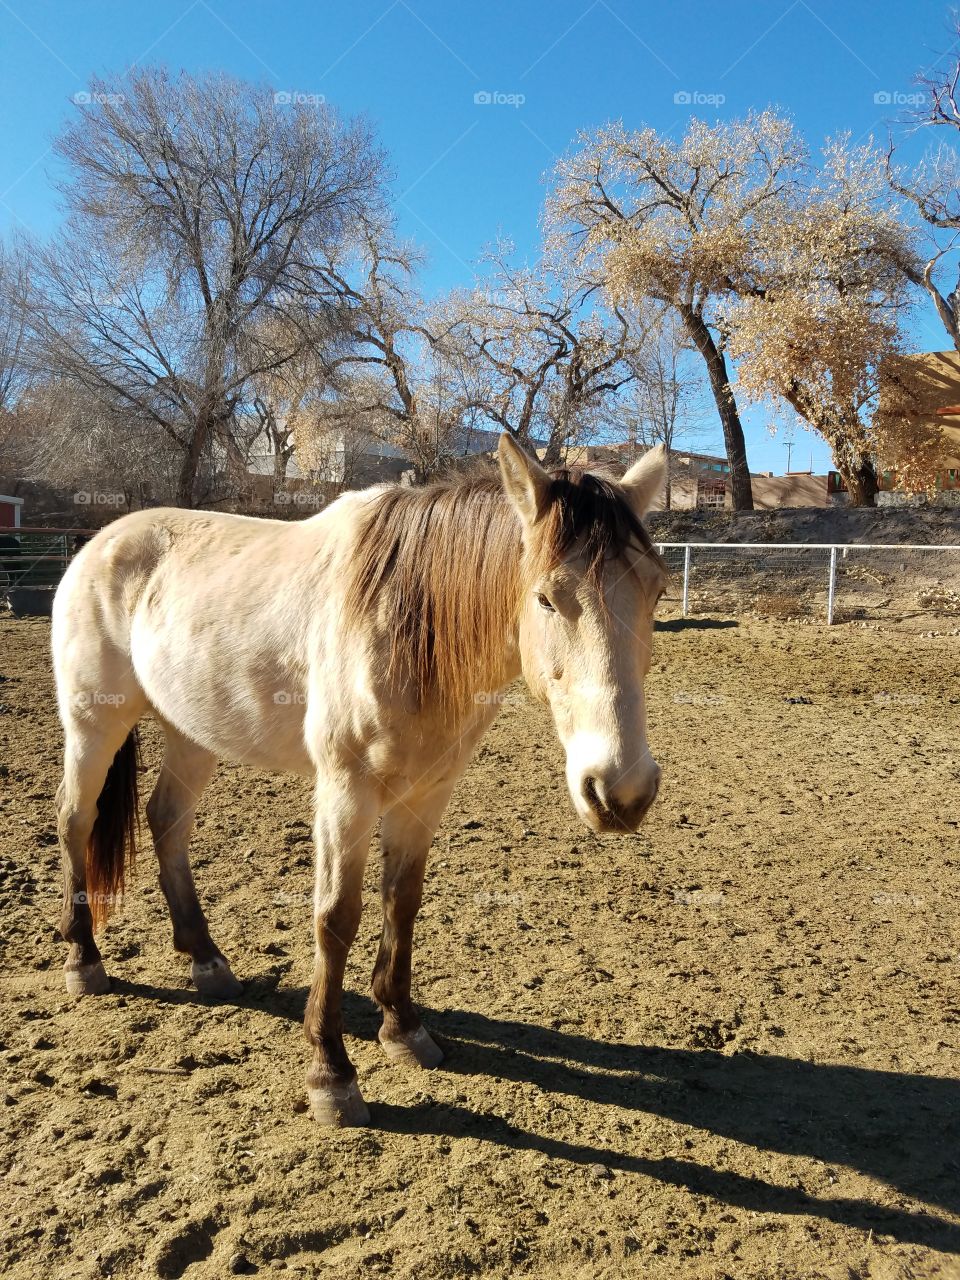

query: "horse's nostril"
left=581, top=771, right=658, bottom=830
left=582, top=775, right=603, bottom=817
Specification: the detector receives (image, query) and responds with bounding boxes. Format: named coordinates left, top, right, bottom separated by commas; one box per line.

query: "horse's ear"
left=498, top=433, right=551, bottom=526
left=620, top=445, right=667, bottom=516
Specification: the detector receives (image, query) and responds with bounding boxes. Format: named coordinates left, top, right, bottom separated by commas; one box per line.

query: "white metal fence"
left=654, top=543, right=960, bottom=626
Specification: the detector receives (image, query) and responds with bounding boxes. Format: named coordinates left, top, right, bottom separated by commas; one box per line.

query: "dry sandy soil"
left=0, top=612, right=958, bottom=1280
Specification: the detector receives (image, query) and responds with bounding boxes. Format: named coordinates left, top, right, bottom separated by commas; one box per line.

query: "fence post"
left=826, top=545, right=837, bottom=625
left=682, top=544, right=691, bottom=618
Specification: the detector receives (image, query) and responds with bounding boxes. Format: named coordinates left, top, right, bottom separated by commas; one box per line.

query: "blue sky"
left=0, top=0, right=956, bottom=473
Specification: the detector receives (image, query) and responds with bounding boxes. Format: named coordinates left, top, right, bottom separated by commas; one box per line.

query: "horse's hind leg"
left=147, top=727, right=241, bottom=997
left=372, top=783, right=452, bottom=1070
left=58, top=708, right=144, bottom=996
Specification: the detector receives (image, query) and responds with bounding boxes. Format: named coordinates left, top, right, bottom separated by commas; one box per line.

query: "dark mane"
left=341, top=460, right=663, bottom=717
left=532, top=465, right=662, bottom=584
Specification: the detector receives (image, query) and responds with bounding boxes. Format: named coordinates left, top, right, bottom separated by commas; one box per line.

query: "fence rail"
left=2, top=532, right=959, bottom=628
left=0, top=529, right=85, bottom=591
left=654, top=542, right=960, bottom=626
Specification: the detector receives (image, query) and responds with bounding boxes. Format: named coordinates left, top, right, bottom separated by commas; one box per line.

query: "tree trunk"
left=273, top=436, right=288, bottom=490
left=176, top=411, right=214, bottom=507
left=542, top=428, right=565, bottom=468
left=838, top=454, right=879, bottom=507
left=680, top=307, right=753, bottom=510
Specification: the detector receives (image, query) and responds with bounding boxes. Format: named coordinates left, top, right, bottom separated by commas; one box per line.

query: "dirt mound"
left=646, top=504, right=960, bottom=546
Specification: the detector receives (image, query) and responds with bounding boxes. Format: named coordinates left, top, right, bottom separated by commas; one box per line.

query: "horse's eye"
left=536, top=592, right=555, bottom=613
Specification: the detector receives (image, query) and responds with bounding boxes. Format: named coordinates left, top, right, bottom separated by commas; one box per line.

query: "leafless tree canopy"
left=888, top=21, right=960, bottom=358
left=24, top=68, right=384, bottom=506
left=0, top=239, right=33, bottom=414
left=1, top=63, right=952, bottom=514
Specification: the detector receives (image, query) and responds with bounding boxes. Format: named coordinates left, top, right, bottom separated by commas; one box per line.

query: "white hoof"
left=308, top=1078, right=371, bottom=1127
left=64, top=960, right=110, bottom=996
left=191, top=957, right=243, bottom=997
left=378, top=1024, right=444, bottom=1069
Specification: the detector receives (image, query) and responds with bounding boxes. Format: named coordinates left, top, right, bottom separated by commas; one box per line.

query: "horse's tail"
left=85, top=728, right=141, bottom=931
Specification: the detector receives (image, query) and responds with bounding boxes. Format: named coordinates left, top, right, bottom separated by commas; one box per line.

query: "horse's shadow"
left=112, top=978, right=960, bottom=1252
left=655, top=617, right=738, bottom=631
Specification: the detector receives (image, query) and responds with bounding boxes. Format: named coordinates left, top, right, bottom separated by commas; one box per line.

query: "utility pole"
left=785, top=440, right=794, bottom=473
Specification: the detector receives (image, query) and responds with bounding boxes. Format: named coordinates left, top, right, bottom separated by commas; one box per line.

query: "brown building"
left=570, top=441, right=841, bottom=510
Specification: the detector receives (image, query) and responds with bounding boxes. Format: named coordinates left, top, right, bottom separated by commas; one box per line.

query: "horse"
left=51, top=434, right=667, bottom=1126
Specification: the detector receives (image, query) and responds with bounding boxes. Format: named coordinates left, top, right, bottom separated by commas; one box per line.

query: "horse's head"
left=498, top=434, right=667, bottom=834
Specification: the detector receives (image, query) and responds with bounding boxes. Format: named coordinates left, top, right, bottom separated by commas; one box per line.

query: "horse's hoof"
left=64, top=961, right=110, bottom=997
left=191, top=957, right=243, bottom=997
left=378, top=1024, right=444, bottom=1069
left=308, top=1079, right=371, bottom=1127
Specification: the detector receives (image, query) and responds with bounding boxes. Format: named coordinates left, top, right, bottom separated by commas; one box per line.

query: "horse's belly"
left=131, top=619, right=316, bottom=776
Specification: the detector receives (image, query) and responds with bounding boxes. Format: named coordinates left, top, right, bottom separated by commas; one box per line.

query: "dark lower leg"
left=147, top=750, right=238, bottom=994
left=59, top=851, right=102, bottom=970
left=58, top=790, right=108, bottom=992
left=304, top=892, right=363, bottom=1091
left=372, top=854, right=426, bottom=1041
left=156, top=861, right=222, bottom=964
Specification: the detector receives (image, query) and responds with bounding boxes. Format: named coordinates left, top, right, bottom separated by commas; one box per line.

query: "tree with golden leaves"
left=548, top=111, right=807, bottom=509
left=729, top=140, right=929, bottom=504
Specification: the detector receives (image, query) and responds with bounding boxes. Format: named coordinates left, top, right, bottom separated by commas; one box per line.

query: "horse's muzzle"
left=580, top=767, right=661, bottom=833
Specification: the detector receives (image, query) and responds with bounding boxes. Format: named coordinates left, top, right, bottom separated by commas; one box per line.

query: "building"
left=0, top=494, right=24, bottom=528
left=879, top=350, right=960, bottom=493
left=571, top=441, right=847, bottom=510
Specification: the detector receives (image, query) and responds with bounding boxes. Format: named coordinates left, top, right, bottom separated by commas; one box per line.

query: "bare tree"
left=14, top=377, right=182, bottom=510
left=887, top=22, right=960, bottom=354
left=27, top=67, right=383, bottom=506
left=311, top=226, right=490, bottom=479
left=0, top=239, right=33, bottom=413
left=439, top=243, right=640, bottom=464
left=246, top=310, right=340, bottom=489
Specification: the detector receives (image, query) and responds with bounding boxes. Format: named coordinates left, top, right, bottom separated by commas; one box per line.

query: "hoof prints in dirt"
left=153, top=1216, right=221, bottom=1278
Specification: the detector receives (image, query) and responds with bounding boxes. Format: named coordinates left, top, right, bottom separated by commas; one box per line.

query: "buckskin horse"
left=51, top=435, right=667, bottom=1125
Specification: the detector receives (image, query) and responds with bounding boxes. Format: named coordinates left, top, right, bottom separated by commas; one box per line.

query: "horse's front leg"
left=305, top=768, right=379, bottom=1127
left=372, top=782, right=455, bottom=1069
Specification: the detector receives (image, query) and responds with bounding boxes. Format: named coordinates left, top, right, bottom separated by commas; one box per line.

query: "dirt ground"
left=1, top=612, right=958, bottom=1280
